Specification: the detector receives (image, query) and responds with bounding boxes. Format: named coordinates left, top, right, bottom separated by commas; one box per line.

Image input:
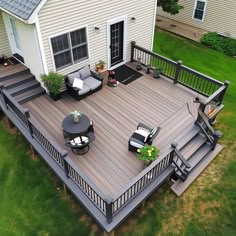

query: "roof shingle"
left=0, top=0, right=42, bottom=20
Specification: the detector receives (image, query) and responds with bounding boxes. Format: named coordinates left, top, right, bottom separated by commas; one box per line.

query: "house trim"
left=192, top=0, right=207, bottom=22
left=48, top=25, right=91, bottom=73
left=151, top=0, right=158, bottom=51
left=28, top=0, right=48, bottom=24
left=34, top=16, right=48, bottom=75
left=107, top=15, right=127, bottom=70
left=0, top=7, right=27, bottom=23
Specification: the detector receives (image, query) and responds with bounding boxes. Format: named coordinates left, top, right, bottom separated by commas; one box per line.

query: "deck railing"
left=131, top=42, right=224, bottom=97
left=0, top=87, right=107, bottom=217
left=111, top=149, right=174, bottom=217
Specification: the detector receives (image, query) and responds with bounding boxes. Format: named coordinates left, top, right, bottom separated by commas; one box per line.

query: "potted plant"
left=70, top=110, right=82, bottom=123
left=137, top=145, right=160, bottom=168
left=95, top=60, right=106, bottom=72
left=41, top=72, right=64, bottom=101
left=153, top=67, right=163, bottom=79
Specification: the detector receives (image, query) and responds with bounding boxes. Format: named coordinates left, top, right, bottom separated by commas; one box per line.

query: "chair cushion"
left=84, top=76, right=102, bottom=90
left=77, top=83, right=91, bottom=95
left=70, top=136, right=89, bottom=146
left=149, top=127, right=157, bottom=138
left=135, top=129, right=150, bottom=142
left=67, top=71, right=81, bottom=84
left=130, top=141, right=144, bottom=149
left=79, top=65, right=91, bottom=80
left=73, top=78, right=83, bottom=89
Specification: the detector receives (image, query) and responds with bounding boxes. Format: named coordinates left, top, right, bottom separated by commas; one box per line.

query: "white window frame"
left=49, top=26, right=90, bottom=72
left=192, top=0, right=207, bottom=22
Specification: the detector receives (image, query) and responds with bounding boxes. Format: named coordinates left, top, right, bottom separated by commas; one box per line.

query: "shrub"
left=41, top=72, right=64, bottom=95
left=200, top=32, right=236, bottom=56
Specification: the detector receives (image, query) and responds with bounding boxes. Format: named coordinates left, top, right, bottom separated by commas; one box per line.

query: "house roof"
left=0, top=0, right=42, bottom=20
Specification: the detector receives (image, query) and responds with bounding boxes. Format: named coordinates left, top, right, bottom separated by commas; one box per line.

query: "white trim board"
left=107, top=15, right=127, bottom=70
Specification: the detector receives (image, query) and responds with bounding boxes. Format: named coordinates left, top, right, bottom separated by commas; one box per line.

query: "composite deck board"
left=24, top=73, right=198, bottom=196
left=0, top=64, right=27, bottom=78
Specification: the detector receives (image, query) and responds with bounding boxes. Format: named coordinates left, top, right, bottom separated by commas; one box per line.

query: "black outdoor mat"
left=113, top=65, right=142, bottom=85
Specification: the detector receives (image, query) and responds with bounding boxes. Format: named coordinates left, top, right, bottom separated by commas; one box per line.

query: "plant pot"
left=49, top=92, right=61, bottom=101
left=143, top=160, right=152, bottom=169
left=153, top=70, right=161, bottom=79
left=73, top=116, right=80, bottom=124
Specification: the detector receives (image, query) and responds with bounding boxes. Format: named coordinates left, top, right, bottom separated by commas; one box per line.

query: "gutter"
left=0, top=7, right=29, bottom=24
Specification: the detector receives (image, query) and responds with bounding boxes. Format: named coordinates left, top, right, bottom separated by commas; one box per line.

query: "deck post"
left=174, top=60, right=182, bottom=84
left=130, top=41, right=136, bottom=63
left=105, top=195, right=113, bottom=224
left=24, top=108, right=34, bottom=137
left=63, top=153, right=69, bottom=178
left=212, top=130, right=222, bottom=150
left=217, top=80, right=230, bottom=105
left=104, top=230, right=115, bottom=236
left=30, top=144, right=37, bottom=157
left=0, top=83, right=6, bottom=108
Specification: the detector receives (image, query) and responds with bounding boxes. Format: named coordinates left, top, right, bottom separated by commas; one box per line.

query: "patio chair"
left=128, top=123, right=161, bottom=152
left=65, top=120, right=95, bottom=155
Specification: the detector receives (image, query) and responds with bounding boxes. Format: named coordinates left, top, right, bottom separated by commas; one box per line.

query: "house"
left=0, top=0, right=157, bottom=86
left=157, top=0, right=236, bottom=40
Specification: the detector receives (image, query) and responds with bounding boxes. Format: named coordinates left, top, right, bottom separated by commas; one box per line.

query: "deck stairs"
left=0, top=68, right=45, bottom=104
left=168, top=103, right=223, bottom=196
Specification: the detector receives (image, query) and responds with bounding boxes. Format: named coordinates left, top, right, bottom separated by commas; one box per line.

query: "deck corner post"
left=174, top=60, right=183, bottom=84
left=130, top=41, right=136, bottom=63
left=212, top=130, right=222, bottom=150
left=218, top=80, right=230, bottom=105
left=105, top=195, right=113, bottom=224
left=24, top=108, right=34, bottom=137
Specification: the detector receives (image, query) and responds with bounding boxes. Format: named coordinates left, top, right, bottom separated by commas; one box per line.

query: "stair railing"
left=171, top=142, right=191, bottom=181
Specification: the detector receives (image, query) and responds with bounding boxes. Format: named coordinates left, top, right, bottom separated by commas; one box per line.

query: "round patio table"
left=62, top=114, right=90, bottom=136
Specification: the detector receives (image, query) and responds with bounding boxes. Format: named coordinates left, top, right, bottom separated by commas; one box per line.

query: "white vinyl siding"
left=2, top=12, right=44, bottom=81
left=0, top=11, right=11, bottom=57
left=158, top=0, right=236, bottom=39
left=38, top=0, right=156, bottom=75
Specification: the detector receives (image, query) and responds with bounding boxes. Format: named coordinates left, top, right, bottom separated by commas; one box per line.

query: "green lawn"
left=0, top=118, right=100, bottom=236
left=1, top=30, right=236, bottom=236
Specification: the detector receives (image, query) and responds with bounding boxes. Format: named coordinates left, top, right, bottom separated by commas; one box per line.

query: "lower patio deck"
left=23, top=70, right=199, bottom=196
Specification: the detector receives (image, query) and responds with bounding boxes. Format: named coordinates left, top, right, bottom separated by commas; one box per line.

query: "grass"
left=0, top=117, right=100, bottom=236
left=1, top=29, right=236, bottom=235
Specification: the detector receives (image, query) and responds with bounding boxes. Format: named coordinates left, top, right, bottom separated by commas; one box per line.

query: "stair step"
left=187, top=143, right=212, bottom=171
left=4, top=73, right=35, bottom=89
left=0, top=68, right=30, bottom=81
left=180, top=133, right=207, bottom=161
left=15, top=87, right=45, bottom=104
left=175, top=125, right=200, bottom=150
left=171, top=144, right=223, bottom=196
left=7, top=80, right=40, bottom=96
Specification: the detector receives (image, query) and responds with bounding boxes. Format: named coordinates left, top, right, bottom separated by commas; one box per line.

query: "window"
left=51, top=28, right=88, bottom=70
left=193, top=0, right=206, bottom=21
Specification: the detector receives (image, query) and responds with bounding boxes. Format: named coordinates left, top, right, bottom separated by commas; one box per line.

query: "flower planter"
left=49, top=92, right=61, bottom=101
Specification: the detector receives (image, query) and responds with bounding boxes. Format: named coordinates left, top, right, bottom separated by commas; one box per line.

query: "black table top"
left=62, top=114, right=90, bottom=135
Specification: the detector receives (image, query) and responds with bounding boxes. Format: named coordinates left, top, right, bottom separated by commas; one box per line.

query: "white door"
left=9, top=17, right=22, bottom=55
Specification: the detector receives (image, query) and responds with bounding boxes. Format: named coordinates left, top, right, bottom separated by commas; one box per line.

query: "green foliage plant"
left=137, top=145, right=160, bottom=163
left=157, top=0, right=183, bottom=15
left=41, top=72, right=64, bottom=95
left=200, top=32, right=236, bottom=56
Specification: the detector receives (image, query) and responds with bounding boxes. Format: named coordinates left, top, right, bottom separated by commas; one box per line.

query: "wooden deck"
left=23, top=70, right=200, bottom=196
left=0, top=63, right=27, bottom=79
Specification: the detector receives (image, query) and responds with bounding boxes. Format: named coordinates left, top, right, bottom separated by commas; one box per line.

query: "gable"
left=0, top=0, right=42, bottom=20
